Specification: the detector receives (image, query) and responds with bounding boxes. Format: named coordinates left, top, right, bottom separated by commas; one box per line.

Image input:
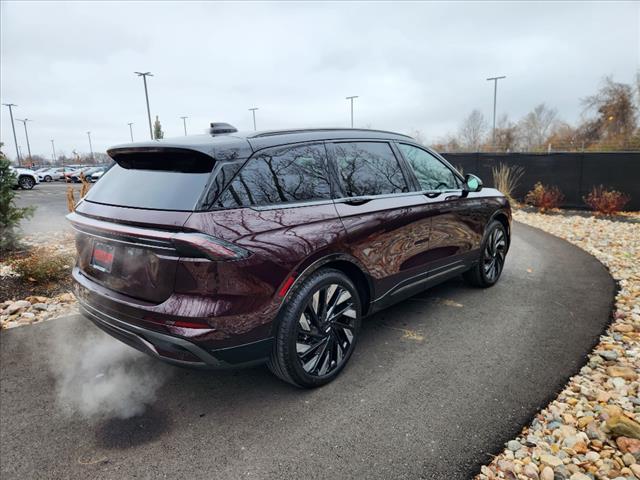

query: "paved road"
left=0, top=223, right=614, bottom=479
left=14, top=182, right=72, bottom=234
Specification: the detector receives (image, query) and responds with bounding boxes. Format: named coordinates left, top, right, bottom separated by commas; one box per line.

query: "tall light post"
left=16, top=118, right=32, bottom=162
left=134, top=71, right=154, bottom=139
left=345, top=96, right=358, bottom=128
left=87, top=131, right=94, bottom=161
left=248, top=107, right=258, bottom=130
left=486, top=75, right=506, bottom=148
left=127, top=122, right=134, bottom=141
left=180, top=116, right=188, bottom=136
left=51, top=139, right=56, bottom=162
left=3, top=103, right=21, bottom=164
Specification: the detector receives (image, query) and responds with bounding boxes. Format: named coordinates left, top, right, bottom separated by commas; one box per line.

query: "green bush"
left=0, top=155, right=35, bottom=252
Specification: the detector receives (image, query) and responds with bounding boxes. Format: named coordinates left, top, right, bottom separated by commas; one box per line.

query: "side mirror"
left=464, top=174, right=483, bottom=193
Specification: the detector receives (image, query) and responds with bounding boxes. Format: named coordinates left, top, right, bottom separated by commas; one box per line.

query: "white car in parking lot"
left=38, top=167, right=66, bottom=182
left=9, top=166, right=39, bottom=190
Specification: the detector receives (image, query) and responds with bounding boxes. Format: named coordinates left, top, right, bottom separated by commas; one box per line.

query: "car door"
left=396, top=142, right=484, bottom=275
left=327, top=140, right=436, bottom=306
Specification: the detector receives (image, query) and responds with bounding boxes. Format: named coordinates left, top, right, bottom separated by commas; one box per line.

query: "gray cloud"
left=1, top=1, right=638, bottom=159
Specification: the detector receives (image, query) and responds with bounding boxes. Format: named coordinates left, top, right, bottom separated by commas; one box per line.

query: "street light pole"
left=127, top=122, right=134, bottom=141
left=87, top=131, right=94, bottom=161
left=345, top=96, right=358, bottom=128
left=486, top=75, right=506, bottom=148
left=51, top=139, right=56, bottom=162
left=134, top=71, right=154, bottom=139
left=16, top=118, right=32, bottom=162
left=180, top=116, right=188, bottom=136
left=3, top=103, right=21, bottom=165
left=248, top=107, right=258, bottom=130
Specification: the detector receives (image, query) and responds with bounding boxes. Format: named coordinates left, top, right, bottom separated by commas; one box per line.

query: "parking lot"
left=14, top=182, right=73, bottom=235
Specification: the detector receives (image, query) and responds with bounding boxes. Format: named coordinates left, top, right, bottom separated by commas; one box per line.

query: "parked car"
left=70, top=166, right=102, bottom=183
left=9, top=166, right=39, bottom=190
left=86, top=166, right=107, bottom=182
left=37, top=167, right=63, bottom=182
left=68, top=126, right=511, bottom=388
left=90, top=169, right=105, bottom=182
left=64, top=166, right=91, bottom=182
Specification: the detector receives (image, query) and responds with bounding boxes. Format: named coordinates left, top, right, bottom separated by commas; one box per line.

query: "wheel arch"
left=279, top=253, right=374, bottom=318
left=18, top=174, right=35, bottom=188
left=489, top=209, right=511, bottom=248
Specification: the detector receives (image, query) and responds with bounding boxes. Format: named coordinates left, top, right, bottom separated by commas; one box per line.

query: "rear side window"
left=398, top=144, right=459, bottom=191
left=334, top=142, right=408, bottom=197
left=215, top=143, right=332, bottom=208
left=85, top=149, right=215, bottom=211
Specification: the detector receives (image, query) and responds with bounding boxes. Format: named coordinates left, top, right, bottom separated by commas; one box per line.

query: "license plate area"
left=91, top=242, right=115, bottom=273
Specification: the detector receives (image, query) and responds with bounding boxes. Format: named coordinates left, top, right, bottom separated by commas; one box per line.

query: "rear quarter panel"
left=179, top=203, right=348, bottom=343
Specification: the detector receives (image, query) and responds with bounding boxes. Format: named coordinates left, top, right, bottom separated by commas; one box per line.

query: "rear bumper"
left=77, top=297, right=273, bottom=369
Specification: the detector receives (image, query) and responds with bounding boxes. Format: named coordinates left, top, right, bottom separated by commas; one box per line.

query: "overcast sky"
left=1, top=1, right=638, bottom=160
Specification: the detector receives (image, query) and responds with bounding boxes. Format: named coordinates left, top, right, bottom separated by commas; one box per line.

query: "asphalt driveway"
left=0, top=222, right=615, bottom=479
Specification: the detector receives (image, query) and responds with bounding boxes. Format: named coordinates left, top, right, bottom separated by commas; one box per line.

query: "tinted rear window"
left=85, top=149, right=215, bottom=211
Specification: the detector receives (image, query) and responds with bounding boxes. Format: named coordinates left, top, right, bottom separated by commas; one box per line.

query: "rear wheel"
left=463, top=220, right=508, bottom=288
left=18, top=176, right=35, bottom=190
left=268, top=269, right=361, bottom=388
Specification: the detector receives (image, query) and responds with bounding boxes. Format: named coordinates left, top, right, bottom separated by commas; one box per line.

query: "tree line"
left=428, top=74, right=640, bottom=153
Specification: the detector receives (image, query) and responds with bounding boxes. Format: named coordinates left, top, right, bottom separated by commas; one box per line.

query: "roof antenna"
left=209, top=123, right=238, bottom=135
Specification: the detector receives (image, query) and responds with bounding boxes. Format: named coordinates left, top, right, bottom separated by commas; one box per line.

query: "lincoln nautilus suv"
left=69, top=124, right=511, bottom=388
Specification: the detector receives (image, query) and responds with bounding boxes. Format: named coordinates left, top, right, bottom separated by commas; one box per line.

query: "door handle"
left=343, top=197, right=372, bottom=206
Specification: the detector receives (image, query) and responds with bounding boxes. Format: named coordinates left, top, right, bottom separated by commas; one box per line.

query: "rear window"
left=85, top=149, right=215, bottom=211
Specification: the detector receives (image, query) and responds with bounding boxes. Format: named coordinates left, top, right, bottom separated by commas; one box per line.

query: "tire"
left=18, top=176, right=35, bottom=190
left=44, top=175, right=52, bottom=182
left=268, top=269, right=362, bottom=388
left=463, top=220, right=508, bottom=288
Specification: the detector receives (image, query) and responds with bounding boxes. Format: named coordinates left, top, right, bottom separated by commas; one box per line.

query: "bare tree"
left=582, top=76, right=638, bottom=148
left=458, top=109, right=488, bottom=152
left=493, top=115, right=518, bottom=152
left=517, top=103, right=558, bottom=151
left=545, top=121, right=580, bottom=151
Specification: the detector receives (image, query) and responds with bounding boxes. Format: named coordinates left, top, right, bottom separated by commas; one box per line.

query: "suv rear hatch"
left=70, top=142, right=250, bottom=304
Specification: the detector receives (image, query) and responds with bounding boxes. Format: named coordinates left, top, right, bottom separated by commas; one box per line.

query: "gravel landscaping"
left=0, top=232, right=77, bottom=329
left=477, top=210, right=640, bottom=480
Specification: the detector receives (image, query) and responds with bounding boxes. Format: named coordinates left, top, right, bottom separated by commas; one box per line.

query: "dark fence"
left=441, top=152, right=640, bottom=211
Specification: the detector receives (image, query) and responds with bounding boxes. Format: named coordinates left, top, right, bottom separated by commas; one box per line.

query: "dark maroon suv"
left=69, top=125, right=510, bottom=388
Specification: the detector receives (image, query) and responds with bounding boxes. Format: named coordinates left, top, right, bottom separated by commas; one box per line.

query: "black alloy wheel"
left=268, top=269, right=361, bottom=388
left=483, top=226, right=507, bottom=282
left=463, top=220, right=508, bottom=288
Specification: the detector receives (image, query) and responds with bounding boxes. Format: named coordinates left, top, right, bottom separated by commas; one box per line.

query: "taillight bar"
left=172, top=232, right=250, bottom=261
left=67, top=212, right=249, bottom=261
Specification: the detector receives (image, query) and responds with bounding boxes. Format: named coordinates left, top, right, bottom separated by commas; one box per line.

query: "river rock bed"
left=0, top=232, right=77, bottom=329
left=477, top=210, right=640, bottom=480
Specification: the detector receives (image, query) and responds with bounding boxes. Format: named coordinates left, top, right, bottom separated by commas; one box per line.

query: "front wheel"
left=463, top=220, right=508, bottom=288
left=44, top=175, right=52, bottom=182
left=18, top=176, right=35, bottom=190
left=268, top=269, right=361, bottom=388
